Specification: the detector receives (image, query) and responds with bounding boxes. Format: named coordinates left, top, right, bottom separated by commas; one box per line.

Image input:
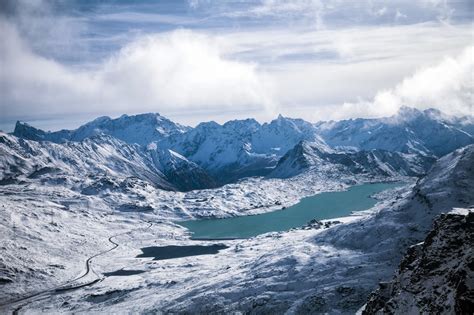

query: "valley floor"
left=0, top=174, right=410, bottom=314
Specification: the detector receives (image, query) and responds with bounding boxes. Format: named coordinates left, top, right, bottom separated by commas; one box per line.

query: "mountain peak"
left=12, top=112, right=187, bottom=146
left=89, top=116, right=111, bottom=124
left=223, top=118, right=261, bottom=131
left=269, top=114, right=292, bottom=126
left=195, top=120, right=221, bottom=130
left=396, top=106, right=422, bottom=117
left=14, top=120, right=36, bottom=131
left=13, top=121, right=48, bottom=142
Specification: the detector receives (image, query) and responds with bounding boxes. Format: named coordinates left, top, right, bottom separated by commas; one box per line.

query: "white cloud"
left=374, top=45, right=473, bottom=115
left=188, top=0, right=469, bottom=26
left=0, top=22, right=275, bottom=120
left=100, top=30, right=275, bottom=111
left=0, top=0, right=472, bottom=129
left=395, top=9, right=407, bottom=21
left=312, top=46, right=474, bottom=120
left=420, top=0, right=454, bottom=22
left=0, top=0, right=88, bottom=62
left=213, top=23, right=472, bottom=120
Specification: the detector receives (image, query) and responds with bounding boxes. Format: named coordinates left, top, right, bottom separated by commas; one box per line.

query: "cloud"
left=0, top=0, right=88, bottom=63
left=0, top=0, right=472, bottom=131
left=374, top=45, right=473, bottom=115
left=313, top=46, right=474, bottom=120
left=420, top=0, right=454, bottom=22
left=188, top=0, right=472, bottom=26
left=215, top=23, right=471, bottom=119
left=0, top=21, right=275, bottom=121
left=99, top=30, right=275, bottom=111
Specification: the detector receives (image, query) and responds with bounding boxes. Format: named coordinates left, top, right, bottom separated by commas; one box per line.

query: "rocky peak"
left=395, top=106, right=423, bottom=120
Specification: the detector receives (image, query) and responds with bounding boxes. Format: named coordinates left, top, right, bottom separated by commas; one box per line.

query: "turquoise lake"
left=178, top=182, right=403, bottom=240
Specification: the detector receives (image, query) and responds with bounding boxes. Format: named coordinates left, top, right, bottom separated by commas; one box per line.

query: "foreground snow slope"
left=1, top=145, right=471, bottom=313
left=318, top=144, right=474, bottom=255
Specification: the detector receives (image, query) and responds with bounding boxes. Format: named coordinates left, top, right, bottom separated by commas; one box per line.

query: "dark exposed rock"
left=363, top=212, right=474, bottom=314
left=0, top=277, right=14, bottom=284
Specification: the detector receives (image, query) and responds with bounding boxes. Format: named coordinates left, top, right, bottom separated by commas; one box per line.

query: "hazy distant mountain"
left=13, top=113, right=189, bottom=146
left=315, top=107, right=474, bottom=157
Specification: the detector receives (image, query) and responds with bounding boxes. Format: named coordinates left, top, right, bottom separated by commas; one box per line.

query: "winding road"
left=0, top=221, right=153, bottom=314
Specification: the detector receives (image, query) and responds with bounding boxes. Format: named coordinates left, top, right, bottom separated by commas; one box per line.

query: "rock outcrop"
left=363, top=211, right=474, bottom=314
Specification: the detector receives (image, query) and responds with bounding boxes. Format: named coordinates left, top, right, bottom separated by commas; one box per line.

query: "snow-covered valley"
left=1, top=108, right=473, bottom=313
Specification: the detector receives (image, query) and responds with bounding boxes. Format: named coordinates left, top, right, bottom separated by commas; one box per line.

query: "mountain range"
left=6, top=106, right=474, bottom=191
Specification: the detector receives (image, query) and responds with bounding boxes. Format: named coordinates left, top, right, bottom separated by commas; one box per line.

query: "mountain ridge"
left=269, top=140, right=435, bottom=178
left=0, top=132, right=213, bottom=192
left=9, top=107, right=474, bottom=187
left=315, top=106, right=474, bottom=156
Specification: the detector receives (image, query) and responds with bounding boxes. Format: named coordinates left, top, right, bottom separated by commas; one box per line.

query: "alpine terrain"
left=1, top=107, right=473, bottom=313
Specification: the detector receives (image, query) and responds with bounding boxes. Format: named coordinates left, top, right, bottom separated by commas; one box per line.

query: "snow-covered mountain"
left=159, top=115, right=328, bottom=182
left=13, top=113, right=189, bottom=146
left=270, top=140, right=435, bottom=178
left=147, top=145, right=217, bottom=192
left=13, top=114, right=329, bottom=183
left=158, top=119, right=273, bottom=182
left=8, top=107, right=473, bottom=186
left=0, top=132, right=213, bottom=192
left=315, top=107, right=474, bottom=156
left=0, top=133, right=165, bottom=186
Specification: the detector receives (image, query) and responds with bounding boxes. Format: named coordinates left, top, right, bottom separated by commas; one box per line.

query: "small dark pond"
left=136, top=244, right=229, bottom=260
left=103, top=269, right=146, bottom=277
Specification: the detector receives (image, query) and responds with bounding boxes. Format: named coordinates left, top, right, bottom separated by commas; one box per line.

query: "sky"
left=0, top=0, right=473, bottom=131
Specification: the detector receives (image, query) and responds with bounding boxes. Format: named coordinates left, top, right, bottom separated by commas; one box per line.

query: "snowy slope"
left=0, top=132, right=169, bottom=187
left=147, top=145, right=217, bottom=192
left=316, top=106, right=474, bottom=156
left=318, top=144, right=474, bottom=255
left=159, top=118, right=272, bottom=181
left=13, top=113, right=189, bottom=146
left=270, top=140, right=435, bottom=178
left=0, top=132, right=216, bottom=192
left=251, top=114, right=326, bottom=154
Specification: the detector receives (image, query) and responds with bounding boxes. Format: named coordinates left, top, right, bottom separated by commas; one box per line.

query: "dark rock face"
left=363, top=212, right=474, bottom=314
